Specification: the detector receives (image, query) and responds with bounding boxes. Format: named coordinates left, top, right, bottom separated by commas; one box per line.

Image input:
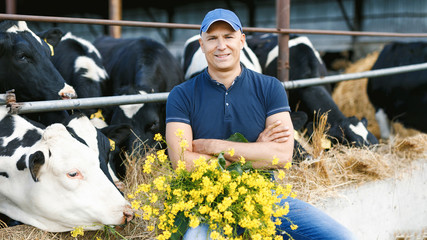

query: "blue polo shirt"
left=166, top=67, right=290, bottom=142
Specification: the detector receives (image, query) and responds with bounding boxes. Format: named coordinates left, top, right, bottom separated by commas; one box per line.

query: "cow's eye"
left=67, top=169, right=83, bottom=179
left=16, top=52, right=30, bottom=62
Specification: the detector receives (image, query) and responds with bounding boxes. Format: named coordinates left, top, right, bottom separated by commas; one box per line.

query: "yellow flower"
left=154, top=133, right=163, bottom=141
left=127, top=193, right=135, bottom=199
left=239, top=156, right=246, bottom=164
left=143, top=162, right=152, bottom=174
left=189, top=215, right=200, bottom=228
left=210, top=231, right=221, bottom=240
left=252, top=234, right=262, bottom=240
left=177, top=160, right=186, bottom=172
left=284, top=161, right=292, bottom=169
left=290, top=224, right=299, bottom=230
left=228, top=148, right=235, bottom=157
left=274, top=236, right=284, bottom=240
left=272, top=155, right=279, bottom=165
left=153, top=176, right=166, bottom=191
left=291, top=191, right=297, bottom=198
left=131, top=200, right=141, bottom=210
left=147, top=225, right=155, bottom=231
left=146, top=153, right=156, bottom=163
left=163, top=230, right=172, bottom=239
left=175, top=128, right=184, bottom=138
left=137, top=183, right=151, bottom=193
left=224, top=224, right=233, bottom=236
left=223, top=211, right=235, bottom=223
left=157, top=149, right=167, bottom=162
left=277, top=170, right=286, bottom=180
left=150, top=193, right=158, bottom=203
left=180, top=139, right=189, bottom=149
left=71, top=226, right=84, bottom=237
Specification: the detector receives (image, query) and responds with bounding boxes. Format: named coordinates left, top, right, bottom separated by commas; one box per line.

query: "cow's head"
left=3, top=123, right=132, bottom=232
left=330, top=116, right=379, bottom=147
left=0, top=21, right=76, bottom=102
left=107, top=85, right=162, bottom=149
left=64, top=113, right=132, bottom=186
left=43, top=31, right=109, bottom=119
left=0, top=21, right=77, bottom=125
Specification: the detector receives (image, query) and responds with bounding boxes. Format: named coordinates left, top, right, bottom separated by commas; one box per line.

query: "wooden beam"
left=109, top=0, right=122, bottom=38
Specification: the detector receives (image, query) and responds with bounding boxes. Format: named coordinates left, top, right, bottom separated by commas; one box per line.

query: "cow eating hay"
left=0, top=106, right=133, bottom=232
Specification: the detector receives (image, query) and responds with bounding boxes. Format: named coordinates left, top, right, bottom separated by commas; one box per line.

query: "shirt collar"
left=203, top=64, right=246, bottom=87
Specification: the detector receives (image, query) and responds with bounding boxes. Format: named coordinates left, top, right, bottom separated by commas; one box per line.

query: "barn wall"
left=24, top=0, right=427, bottom=61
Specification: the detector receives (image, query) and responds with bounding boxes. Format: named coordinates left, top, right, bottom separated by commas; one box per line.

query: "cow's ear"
left=37, top=28, right=64, bottom=48
left=29, top=151, right=45, bottom=182
left=100, top=124, right=132, bottom=145
left=290, top=111, right=308, bottom=131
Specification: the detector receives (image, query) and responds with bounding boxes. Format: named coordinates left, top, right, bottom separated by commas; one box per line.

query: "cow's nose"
left=122, top=205, right=134, bottom=224
left=59, top=84, right=77, bottom=99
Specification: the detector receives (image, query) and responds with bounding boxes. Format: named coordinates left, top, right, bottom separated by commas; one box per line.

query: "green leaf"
left=170, top=211, right=189, bottom=240
left=226, top=162, right=243, bottom=175
left=227, top=133, right=248, bottom=143
left=218, top=152, right=226, bottom=170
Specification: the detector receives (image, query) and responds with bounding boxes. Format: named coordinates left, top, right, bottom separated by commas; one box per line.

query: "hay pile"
left=1, top=52, right=426, bottom=239
left=1, top=132, right=425, bottom=239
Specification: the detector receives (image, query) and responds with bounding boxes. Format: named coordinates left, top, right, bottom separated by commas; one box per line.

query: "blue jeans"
left=183, top=196, right=357, bottom=240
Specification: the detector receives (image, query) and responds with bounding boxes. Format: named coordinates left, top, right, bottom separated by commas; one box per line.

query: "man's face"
left=199, top=21, right=245, bottom=73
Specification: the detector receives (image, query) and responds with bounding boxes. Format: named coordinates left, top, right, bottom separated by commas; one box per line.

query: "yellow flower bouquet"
left=130, top=132, right=297, bottom=240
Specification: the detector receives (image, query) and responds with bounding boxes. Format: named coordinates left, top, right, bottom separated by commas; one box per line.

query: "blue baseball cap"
left=200, top=9, right=242, bottom=34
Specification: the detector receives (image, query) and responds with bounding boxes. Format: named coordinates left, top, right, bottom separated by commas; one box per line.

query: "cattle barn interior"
left=3, top=0, right=427, bottom=60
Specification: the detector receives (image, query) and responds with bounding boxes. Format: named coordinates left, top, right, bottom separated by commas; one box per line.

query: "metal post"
left=6, top=0, right=17, bottom=14
left=276, top=0, right=290, bottom=83
left=109, top=0, right=122, bottom=38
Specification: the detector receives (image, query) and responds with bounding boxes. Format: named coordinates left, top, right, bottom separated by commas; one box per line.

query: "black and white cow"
left=182, top=34, right=312, bottom=162
left=0, top=106, right=133, bottom=232
left=367, top=41, right=427, bottom=138
left=93, top=36, right=185, bottom=148
left=62, top=113, right=132, bottom=189
left=37, top=30, right=109, bottom=126
left=183, top=34, right=262, bottom=80
left=246, top=33, right=378, bottom=147
left=0, top=21, right=77, bottom=125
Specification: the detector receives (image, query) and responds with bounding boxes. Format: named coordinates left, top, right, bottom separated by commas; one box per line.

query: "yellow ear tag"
left=108, top=138, right=116, bottom=152
left=90, top=109, right=105, bottom=122
left=43, top=38, right=54, bottom=56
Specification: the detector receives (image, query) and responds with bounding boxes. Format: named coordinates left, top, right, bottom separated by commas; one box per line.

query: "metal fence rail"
left=2, top=62, right=427, bottom=114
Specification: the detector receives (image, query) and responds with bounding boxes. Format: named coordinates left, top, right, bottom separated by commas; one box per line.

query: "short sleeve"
left=266, top=77, right=291, bottom=116
left=166, top=85, right=191, bottom=124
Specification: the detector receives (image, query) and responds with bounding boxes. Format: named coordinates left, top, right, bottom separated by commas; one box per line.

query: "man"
left=166, top=8, right=357, bottom=240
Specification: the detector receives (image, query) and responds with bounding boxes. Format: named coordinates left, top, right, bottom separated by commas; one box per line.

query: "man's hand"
left=256, top=120, right=291, bottom=143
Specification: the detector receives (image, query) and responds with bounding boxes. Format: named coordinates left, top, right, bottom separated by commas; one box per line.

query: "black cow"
left=246, top=33, right=378, bottom=147
left=93, top=36, right=185, bottom=148
left=37, top=30, right=109, bottom=124
left=367, top=41, right=427, bottom=138
left=0, top=21, right=77, bottom=125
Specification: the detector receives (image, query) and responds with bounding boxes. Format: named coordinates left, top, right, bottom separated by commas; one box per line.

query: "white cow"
left=0, top=106, right=133, bottom=232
